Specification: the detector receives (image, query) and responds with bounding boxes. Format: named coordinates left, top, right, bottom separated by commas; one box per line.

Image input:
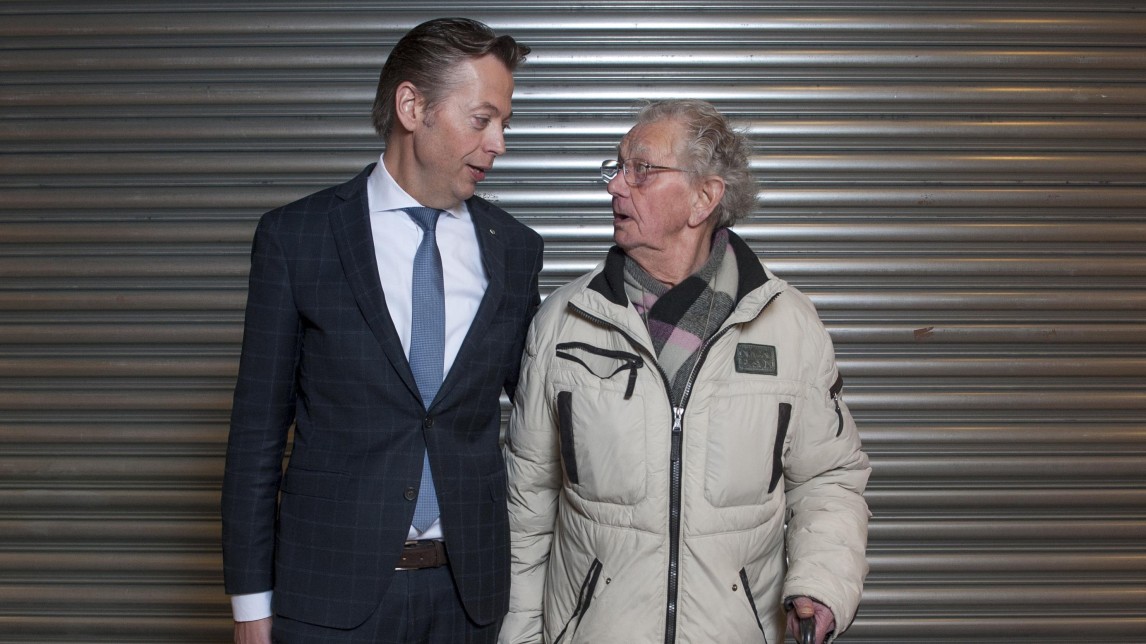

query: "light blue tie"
left=405, top=207, right=444, bottom=533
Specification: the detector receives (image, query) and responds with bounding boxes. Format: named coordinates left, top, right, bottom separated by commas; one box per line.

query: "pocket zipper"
left=829, top=374, right=845, bottom=437
left=739, top=568, right=769, bottom=643
left=555, top=342, right=644, bottom=399
left=553, top=558, right=604, bottom=644
left=769, top=403, right=792, bottom=494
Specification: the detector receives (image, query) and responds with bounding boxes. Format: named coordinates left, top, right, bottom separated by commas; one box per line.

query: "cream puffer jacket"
left=500, top=234, right=871, bottom=644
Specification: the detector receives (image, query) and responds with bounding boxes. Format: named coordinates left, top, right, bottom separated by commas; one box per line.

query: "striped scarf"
left=623, top=228, right=739, bottom=405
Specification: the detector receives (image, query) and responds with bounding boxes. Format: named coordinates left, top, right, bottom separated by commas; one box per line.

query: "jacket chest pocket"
left=704, top=389, right=792, bottom=507
left=553, top=342, right=649, bottom=505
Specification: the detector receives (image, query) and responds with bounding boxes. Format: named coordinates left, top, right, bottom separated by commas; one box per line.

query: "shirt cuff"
left=231, top=591, right=273, bottom=622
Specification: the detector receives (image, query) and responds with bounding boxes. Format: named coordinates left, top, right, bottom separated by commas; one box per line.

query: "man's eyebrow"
left=473, top=101, right=503, bottom=115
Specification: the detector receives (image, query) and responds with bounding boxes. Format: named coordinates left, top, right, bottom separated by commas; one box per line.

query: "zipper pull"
left=830, top=374, right=845, bottom=437
left=623, top=359, right=640, bottom=400
left=671, top=407, right=684, bottom=460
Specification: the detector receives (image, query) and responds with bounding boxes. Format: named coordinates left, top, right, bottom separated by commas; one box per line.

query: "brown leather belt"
left=396, top=540, right=448, bottom=570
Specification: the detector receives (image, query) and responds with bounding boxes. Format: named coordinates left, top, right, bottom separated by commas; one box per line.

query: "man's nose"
left=606, top=171, right=628, bottom=197
left=486, top=127, right=506, bottom=156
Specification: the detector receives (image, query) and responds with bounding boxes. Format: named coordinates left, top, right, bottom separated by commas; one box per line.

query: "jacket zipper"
left=570, top=292, right=781, bottom=644
left=663, top=326, right=731, bottom=644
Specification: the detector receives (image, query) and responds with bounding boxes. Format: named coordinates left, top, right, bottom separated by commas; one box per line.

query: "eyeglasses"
left=601, top=158, right=688, bottom=186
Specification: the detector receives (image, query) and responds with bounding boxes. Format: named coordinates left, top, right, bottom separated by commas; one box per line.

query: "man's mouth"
left=467, top=165, right=488, bottom=181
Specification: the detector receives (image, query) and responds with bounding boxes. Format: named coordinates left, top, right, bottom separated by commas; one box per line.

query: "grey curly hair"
left=634, top=99, right=756, bottom=228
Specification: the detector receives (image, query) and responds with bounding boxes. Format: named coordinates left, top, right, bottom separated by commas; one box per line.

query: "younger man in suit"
left=221, top=17, right=543, bottom=643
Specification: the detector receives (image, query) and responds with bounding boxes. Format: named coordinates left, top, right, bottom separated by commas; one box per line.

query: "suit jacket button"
left=404, top=487, right=417, bottom=501
left=423, top=417, right=434, bottom=429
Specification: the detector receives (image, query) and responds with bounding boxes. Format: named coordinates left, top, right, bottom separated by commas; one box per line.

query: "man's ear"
left=394, top=81, right=423, bottom=132
left=689, top=175, right=726, bottom=227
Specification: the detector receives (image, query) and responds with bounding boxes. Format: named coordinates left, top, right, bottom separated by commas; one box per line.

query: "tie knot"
left=404, top=207, right=443, bottom=232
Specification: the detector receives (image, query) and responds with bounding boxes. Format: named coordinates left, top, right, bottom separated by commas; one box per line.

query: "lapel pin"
left=489, top=228, right=496, bottom=235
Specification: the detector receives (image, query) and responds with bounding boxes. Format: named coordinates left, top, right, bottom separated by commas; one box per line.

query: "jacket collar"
left=329, top=163, right=508, bottom=410
left=587, top=228, right=769, bottom=307
left=439, top=198, right=507, bottom=405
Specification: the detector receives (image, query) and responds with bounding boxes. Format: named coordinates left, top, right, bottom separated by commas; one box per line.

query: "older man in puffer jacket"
left=499, top=99, right=871, bottom=644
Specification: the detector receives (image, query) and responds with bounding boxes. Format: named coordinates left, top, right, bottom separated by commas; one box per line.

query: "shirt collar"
left=367, top=155, right=470, bottom=221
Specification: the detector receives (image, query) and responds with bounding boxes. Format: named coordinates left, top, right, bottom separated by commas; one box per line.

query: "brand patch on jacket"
left=735, top=343, right=777, bottom=375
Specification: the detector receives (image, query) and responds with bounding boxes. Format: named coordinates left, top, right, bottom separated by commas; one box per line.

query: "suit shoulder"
left=260, top=184, right=343, bottom=225
left=257, top=165, right=372, bottom=231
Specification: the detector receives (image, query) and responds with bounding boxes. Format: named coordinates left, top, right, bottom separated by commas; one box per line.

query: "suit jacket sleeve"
left=502, top=241, right=545, bottom=402
left=221, top=212, right=301, bottom=595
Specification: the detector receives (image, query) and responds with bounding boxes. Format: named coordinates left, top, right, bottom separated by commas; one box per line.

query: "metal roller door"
left=1, top=2, right=1144, bottom=641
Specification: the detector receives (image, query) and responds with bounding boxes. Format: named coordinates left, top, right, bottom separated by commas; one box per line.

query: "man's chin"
left=454, top=184, right=477, bottom=204
left=612, top=230, right=635, bottom=252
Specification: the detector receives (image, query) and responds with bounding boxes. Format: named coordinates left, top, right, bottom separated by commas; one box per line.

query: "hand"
left=234, top=617, right=272, bottom=644
left=786, top=596, right=835, bottom=644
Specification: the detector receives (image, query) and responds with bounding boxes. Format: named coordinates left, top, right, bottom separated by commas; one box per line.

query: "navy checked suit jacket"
left=221, top=164, right=544, bottom=629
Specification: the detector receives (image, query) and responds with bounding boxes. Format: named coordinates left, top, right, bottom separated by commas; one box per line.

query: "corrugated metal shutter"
left=2, top=2, right=1144, bottom=641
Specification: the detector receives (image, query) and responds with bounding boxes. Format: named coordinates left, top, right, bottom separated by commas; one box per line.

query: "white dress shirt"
left=231, top=157, right=488, bottom=621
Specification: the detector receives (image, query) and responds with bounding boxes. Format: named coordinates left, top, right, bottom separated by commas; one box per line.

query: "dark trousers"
left=271, top=566, right=499, bottom=644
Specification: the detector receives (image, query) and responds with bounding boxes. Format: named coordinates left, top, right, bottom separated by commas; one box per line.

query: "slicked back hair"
left=634, top=99, right=757, bottom=229
left=372, top=17, right=530, bottom=139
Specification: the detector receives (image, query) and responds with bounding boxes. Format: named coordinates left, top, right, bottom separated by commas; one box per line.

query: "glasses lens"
left=601, top=160, right=619, bottom=182
left=630, top=161, right=648, bottom=185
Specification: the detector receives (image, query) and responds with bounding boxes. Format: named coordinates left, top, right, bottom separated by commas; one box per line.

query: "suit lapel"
left=438, top=198, right=508, bottom=399
left=329, top=164, right=420, bottom=398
